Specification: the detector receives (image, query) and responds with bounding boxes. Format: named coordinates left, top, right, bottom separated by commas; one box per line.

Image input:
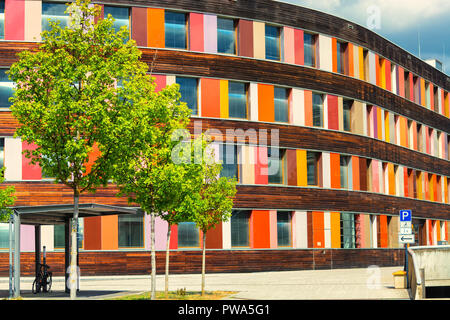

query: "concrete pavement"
left=0, top=266, right=410, bottom=300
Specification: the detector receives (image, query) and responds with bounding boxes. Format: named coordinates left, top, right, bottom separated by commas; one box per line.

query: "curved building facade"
left=0, top=0, right=449, bottom=276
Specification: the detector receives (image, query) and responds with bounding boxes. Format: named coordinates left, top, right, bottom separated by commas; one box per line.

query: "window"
left=0, top=69, right=13, bottom=109
left=336, top=41, right=348, bottom=74
left=0, top=138, right=4, bottom=168
left=42, top=2, right=69, bottom=32
left=304, top=33, right=317, bottom=67
left=0, top=1, right=4, bottom=40
left=176, top=77, right=198, bottom=115
left=404, top=71, right=410, bottom=100
left=104, top=6, right=130, bottom=40
left=274, top=87, right=289, bottom=123
left=178, top=222, right=200, bottom=248
left=53, top=220, right=83, bottom=249
left=277, top=212, right=292, bottom=247
left=0, top=223, right=8, bottom=248
left=228, top=81, right=247, bottom=119
left=363, top=49, right=369, bottom=81
left=312, top=93, right=324, bottom=127
left=425, top=82, right=430, bottom=109
left=220, top=144, right=239, bottom=181
left=268, top=148, right=286, bottom=185
left=340, top=213, right=355, bottom=248
left=433, top=87, right=439, bottom=111
left=165, top=11, right=187, bottom=49
left=343, top=99, right=353, bottom=132
left=118, top=212, right=144, bottom=248
left=231, top=210, right=250, bottom=247
left=307, top=151, right=320, bottom=186
left=340, top=156, right=350, bottom=189
left=416, top=124, right=423, bottom=152
left=265, top=25, right=280, bottom=61
left=217, top=17, right=236, bottom=54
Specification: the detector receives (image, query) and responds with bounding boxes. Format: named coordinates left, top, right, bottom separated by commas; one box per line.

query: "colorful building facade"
left=0, top=0, right=449, bottom=275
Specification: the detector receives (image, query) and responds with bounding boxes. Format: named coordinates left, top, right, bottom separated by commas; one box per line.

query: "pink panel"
left=22, top=142, right=42, bottom=180
left=327, top=95, right=339, bottom=130
left=372, top=160, right=380, bottom=193
left=150, top=215, right=168, bottom=251
left=152, top=74, right=166, bottom=92
left=283, top=27, right=295, bottom=64
left=20, top=225, right=35, bottom=252
left=269, top=211, right=277, bottom=248
left=255, top=146, right=268, bottom=185
left=294, top=29, right=304, bottom=65
left=203, top=14, right=217, bottom=53
left=5, top=0, right=25, bottom=40
left=189, top=13, right=204, bottom=52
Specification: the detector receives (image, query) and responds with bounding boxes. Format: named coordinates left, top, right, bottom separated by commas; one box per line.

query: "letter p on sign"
left=400, top=210, right=412, bottom=222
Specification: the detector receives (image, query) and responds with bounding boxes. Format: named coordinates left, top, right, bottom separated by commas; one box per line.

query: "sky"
left=278, top=0, right=450, bottom=75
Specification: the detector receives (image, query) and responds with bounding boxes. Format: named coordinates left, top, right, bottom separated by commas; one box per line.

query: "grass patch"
left=114, top=290, right=237, bottom=300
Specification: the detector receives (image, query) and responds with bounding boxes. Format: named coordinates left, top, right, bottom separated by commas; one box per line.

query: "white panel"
left=353, top=45, right=360, bottom=79
left=222, top=220, right=231, bottom=249
left=318, top=34, right=332, bottom=72
left=41, top=225, right=54, bottom=252
left=294, top=211, right=308, bottom=248
left=292, top=89, right=304, bottom=126
left=324, top=211, right=331, bottom=248
left=25, top=0, right=42, bottom=42
left=371, top=215, right=378, bottom=248
left=323, top=95, right=329, bottom=129
left=438, top=88, right=443, bottom=114
left=166, top=75, right=176, bottom=86
left=322, top=152, right=331, bottom=188
left=362, top=103, right=368, bottom=136
left=249, top=83, right=259, bottom=122
left=380, top=109, right=385, bottom=141
left=4, top=137, right=22, bottom=181
left=391, top=65, right=397, bottom=94
left=368, top=52, right=377, bottom=85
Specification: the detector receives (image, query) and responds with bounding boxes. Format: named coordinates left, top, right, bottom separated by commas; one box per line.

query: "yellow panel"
left=384, top=111, right=390, bottom=143
left=330, top=212, right=341, bottom=248
left=220, top=80, right=229, bottom=119
left=253, top=21, right=265, bottom=60
left=296, top=149, right=307, bottom=187
left=359, top=47, right=365, bottom=81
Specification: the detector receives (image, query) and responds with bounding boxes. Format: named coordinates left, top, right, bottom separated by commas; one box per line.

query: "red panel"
left=294, top=29, right=304, bottom=65
left=429, top=84, right=434, bottom=111
left=5, top=0, right=25, bottom=40
left=327, top=95, right=339, bottom=130
left=152, top=74, right=166, bottom=92
left=84, top=216, right=102, bottom=250
left=252, top=210, right=271, bottom=249
left=201, top=78, right=220, bottom=118
left=131, top=7, right=147, bottom=47
left=22, top=142, right=41, bottom=180
left=385, top=60, right=391, bottom=92
left=286, top=149, right=297, bottom=186
left=205, top=223, right=222, bottom=249
left=169, top=224, right=178, bottom=249
left=189, top=13, right=204, bottom=52
left=238, top=19, right=253, bottom=57
left=312, top=212, right=324, bottom=248
left=254, top=146, right=268, bottom=185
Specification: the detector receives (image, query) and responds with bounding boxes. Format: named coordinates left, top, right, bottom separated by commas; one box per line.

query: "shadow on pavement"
left=2, top=289, right=130, bottom=300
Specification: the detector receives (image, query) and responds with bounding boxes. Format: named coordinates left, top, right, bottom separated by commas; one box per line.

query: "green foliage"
left=0, top=168, right=16, bottom=222
left=8, top=0, right=149, bottom=194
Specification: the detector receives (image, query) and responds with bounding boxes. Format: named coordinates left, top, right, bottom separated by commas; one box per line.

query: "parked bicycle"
left=32, top=246, right=52, bottom=294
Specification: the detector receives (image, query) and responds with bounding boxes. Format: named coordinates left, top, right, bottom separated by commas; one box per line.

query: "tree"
left=8, top=0, right=148, bottom=299
left=0, top=168, right=16, bottom=222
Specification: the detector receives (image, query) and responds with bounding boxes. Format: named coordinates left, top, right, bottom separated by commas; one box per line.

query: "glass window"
left=53, top=219, right=83, bottom=249
left=307, top=151, right=320, bottom=186
left=277, top=212, right=291, bottom=247
left=231, top=210, right=250, bottom=247
left=178, top=222, right=200, bottom=248
left=268, top=148, right=285, bottom=185
left=343, top=99, right=352, bottom=132
left=304, top=33, right=317, bottom=67
left=228, top=81, right=247, bottom=119
left=0, top=1, right=4, bottom=40
left=118, top=213, right=144, bottom=248
left=336, top=41, right=348, bottom=74
left=274, top=87, right=289, bottom=123
left=340, top=213, right=355, bottom=248
left=0, top=69, right=13, bottom=109
left=104, top=6, right=129, bottom=40
left=0, top=138, right=4, bottom=168
left=217, top=17, right=236, bottom=54
left=0, top=223, right=9, bottom=248
left=42, top=2, right=69, bottom=32
left=220, top=144, right=239, bottom=180
left=312, top=93, right=324, bottom=127
left=265, top=25, right=280, bottom=61
left=340, top=156, right=350, bottom=189
left=176, top=77, right=198, bottom=115
left=165, top=11, right=187, bottom=49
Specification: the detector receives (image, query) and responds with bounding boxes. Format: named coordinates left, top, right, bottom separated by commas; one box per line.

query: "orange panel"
left=330, top=212, right=341, bottom=248
left=351, top=156, right=360, bottom=191
left=330, top=153, right=340, bottom=189
left=312, top=212, right=324, bottom=248
left=304, top=90, right=312, bottom=126
left=332, top=38, right=337, bottom=73
left=348, top=43, right=354, bottom=77
left=201, top=78, right=221, bottom=118
left=84, top=143, right=100, bottom=175
left=147, top=8, right=165, bottom=48
left=83, top=216, right=102, bottom=250
left=257, top=84, right=275, bottom=122
left=388, top=163, right=395, bottom=196
left=101, top=215, right=118, bottom=250
left=379, top=215, right=388, bottom=248
left=252, top=210, right=271, bottom=249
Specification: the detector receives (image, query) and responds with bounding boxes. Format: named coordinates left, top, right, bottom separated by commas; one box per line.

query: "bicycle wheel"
left=44, top=273, right=52, bottom=292
left=32, top=277, right=41, bottom=294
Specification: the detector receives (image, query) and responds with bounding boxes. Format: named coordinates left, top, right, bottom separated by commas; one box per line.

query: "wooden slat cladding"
left=100, top=0, right=449, bottom=91
left=0, top=43, right=448, bottom=132
left=193, top=119, right=450, bottom=177
left=3, top=182, right=449, bottom=220
left=0, top=249, right=404, bottom=276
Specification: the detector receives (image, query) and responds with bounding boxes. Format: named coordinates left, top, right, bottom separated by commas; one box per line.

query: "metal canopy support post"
left=35, top=225, right=41, bottom=278
left=8, top=215, right=14, bottom=298
left=65, top=218, right=70, bottom=293
left=13, top=212, right=21, bottom=298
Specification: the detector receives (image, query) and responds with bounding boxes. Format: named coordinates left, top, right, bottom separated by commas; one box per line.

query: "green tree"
left=0, top=168, right=16, bottom=222
left=8, top=0, right=148, bottom=299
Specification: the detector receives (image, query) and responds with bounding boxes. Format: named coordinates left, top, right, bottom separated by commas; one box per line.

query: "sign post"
left=399, top=210, right=413, bottom=289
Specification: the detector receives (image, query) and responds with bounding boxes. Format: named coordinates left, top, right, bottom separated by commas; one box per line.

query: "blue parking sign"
left=399, top=210, right=412, bottom=222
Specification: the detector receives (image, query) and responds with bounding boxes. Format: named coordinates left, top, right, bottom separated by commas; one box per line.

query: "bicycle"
left=32, top=246, right=53, bottom=294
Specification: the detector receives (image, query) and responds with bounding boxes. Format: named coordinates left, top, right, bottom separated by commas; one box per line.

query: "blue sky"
left=278, top=0, right=450, bottom=75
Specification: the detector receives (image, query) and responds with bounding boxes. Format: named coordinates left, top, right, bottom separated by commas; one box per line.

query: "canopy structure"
left=9, top=203, right=141, bottom=298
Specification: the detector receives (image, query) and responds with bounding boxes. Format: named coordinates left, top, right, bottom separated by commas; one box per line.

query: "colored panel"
left=242, top=145, right=255, bottom=185
left=257, top=84, right=274, bottom=122
left=318, top=35, right=332, bottom=72
left=153, top=216, right=168, bottom=251
left=101, top=215, right=118, bottom=250
left=379, top=215, right=388, bottom=248
left=294, top=29, right=304, bottom=65
left=189, top=13, right=204, bottom=52
left=152, top=74, right=166, bottom=92
left=147, top=8, right=164, bottom=48
left=296, top=149, right=307, bottom=187
left=131, top=7, right=147, bottom=46
left=253, top=21, right=265, bottom=59
left=331, top=38, right=337, bottom=73
left=398, top=66, right=405, bottom=97
left=388, top=163, right=395, bottom=196
left=430, top=84, right=435, bottom=111
left=330, top=153, right=340, bottom=189
left=286, top=149, right=297, bottom=186
left=5, top=0, right=25, bottom=40
left=21, top=142, right=41, bottom=180
left=238, top=19, right=253, bottom=57
left=169, top=224, right=178, bottom=249
left=4, top=138, right=22, bottom=181
left=358, top=47, right=365, bottom=81
left=312, top=211, right=324, bottom=248
left=94, top=3, right=104, bottom=23
left=444, top=92, right=449, bottom=117
left=327, top=95, right=339, bottom=130
left=304, top=90, right=312, bottom=126
left=201, top=78, right=220, bottom=118
left=255, top=146, right=268, bottom=185
left=348, top=43, right=354, bottom=77
left=420, top=78, right=426, bottom=107
left=385, top=60, right=391, bottom=92
left=203, top=14, right=217, bottom=53
left=24, top=0, right=41, bottom=41
left=252, top=210, right=270, bottom=249
left=219, top=79, right=229, bottom=119
left=330, top=212, right=340, bottom=248
left=269, top=211, right=277, bottom=248
left=84, top=217, right=102, bottom=250
left=283, top=26, right=295, bottom=64
left=205, top=222, right=222, bottom=249
left=376, top=107, right=382, bottom=139
left=20, top=225, right=34, bottom=251
left=351, top=156, right=360, bottom=191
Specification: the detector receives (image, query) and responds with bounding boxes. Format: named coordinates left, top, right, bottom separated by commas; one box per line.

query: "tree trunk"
left=150, top=212, right=156, bottom=300
left=70, top=190, right=79, bottom=300
left=165, top=225, right=171, bottom=298
left=201, top=232, right=206, bottom=296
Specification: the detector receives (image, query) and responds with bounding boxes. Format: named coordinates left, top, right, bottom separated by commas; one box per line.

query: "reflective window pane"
left=0, top=223, right=8, bottom=248
left=312, top=93, right=323, bottom=127
left=340, top=213, right=355, bottom=248
left=268, top=148, right=284, bottom=184
left=274, top=87, right=288, bottom=123
left=220, top=144, right=239, bottom=180
left=0, top=138, right=4, bottom=168
left=118, top=213, right=144, bottom=248
left=178, top=222, right=200, bottom=247
left=53, top=219, right=83, bottom=249
left=340, top=156, right=350, bottom=189
left=231, top=210, right=250, bottom=247
left=0, top=69, right=13, bottom=109
left=304, top=33, right=316, bottom=67
left=176, top=77, right=198, bottom=115
left=104, top=6, right=129, bottom=40
left=0, top=2, right=4, bottom=40
left=277, top=212, right=291, bottom=247
left=42, top=2, right=69, bottom=31
left=265, top=25, right=280, bottom=61
left=165, top=11, right=187, bottom=49
left=343, top=100, right=352, bottom=132
left=307, top=151, right=319, bottom=186
left=228, top=81, right=247, bottom=119
left=217, top=17, right=236, bottom=54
